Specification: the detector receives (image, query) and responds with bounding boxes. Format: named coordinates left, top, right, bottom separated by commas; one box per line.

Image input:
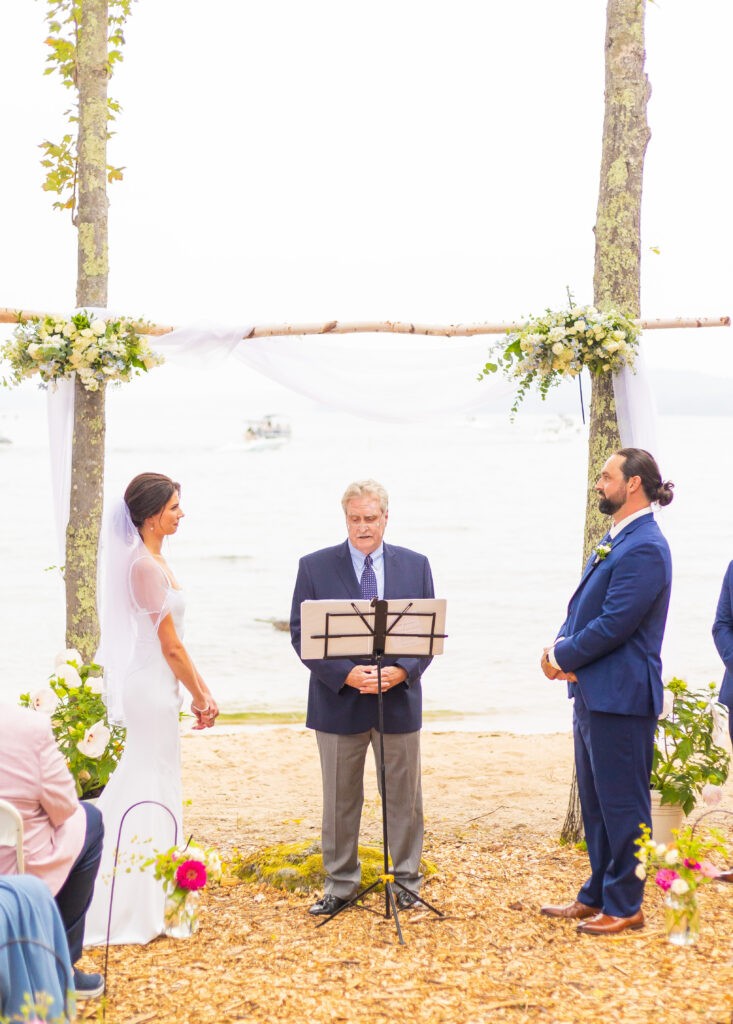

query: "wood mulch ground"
left=80, top=822, right=733, bottom=1024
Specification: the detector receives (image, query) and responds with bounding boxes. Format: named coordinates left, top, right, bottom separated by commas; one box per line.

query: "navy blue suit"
left=712, top=561, right=733, bottom=744
left=290, top=540, right=435, bottom=734
left=554, top=512, right=672, bottom=918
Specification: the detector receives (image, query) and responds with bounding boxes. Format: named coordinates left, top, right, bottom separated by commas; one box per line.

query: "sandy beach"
left=180, top=728, right=577, bottom=849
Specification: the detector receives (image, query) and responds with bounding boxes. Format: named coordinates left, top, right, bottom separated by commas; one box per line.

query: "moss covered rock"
left=235, top=840, right=436, bottom=893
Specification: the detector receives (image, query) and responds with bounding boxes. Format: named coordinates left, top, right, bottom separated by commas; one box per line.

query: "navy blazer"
left=554, top=514, right=672, bottom=717
left=713, top=561, right=733, bottom=709
left=290, top=540, right=435, bottom=734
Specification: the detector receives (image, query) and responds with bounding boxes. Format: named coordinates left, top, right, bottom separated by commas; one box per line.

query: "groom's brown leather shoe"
left=540, top=900, right=601, bottom=920
left=576, top=910, right=644, bottom=935
left=716, top=869, right=733, bottom=883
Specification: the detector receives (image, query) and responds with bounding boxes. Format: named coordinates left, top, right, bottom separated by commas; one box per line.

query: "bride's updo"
left=125, top=473, right=181, bottom=530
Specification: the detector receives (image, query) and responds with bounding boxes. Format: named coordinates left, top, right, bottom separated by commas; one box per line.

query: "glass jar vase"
left=163, top=886, right=201, bottom=939
left=664, top=892, right=699, bottom=947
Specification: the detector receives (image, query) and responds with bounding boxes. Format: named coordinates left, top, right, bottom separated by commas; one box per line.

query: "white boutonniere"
left=593, top=543, right=612, bottom=563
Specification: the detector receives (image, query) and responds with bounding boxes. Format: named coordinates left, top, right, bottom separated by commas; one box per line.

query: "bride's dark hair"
left=124, top=472, right=181, bottom=530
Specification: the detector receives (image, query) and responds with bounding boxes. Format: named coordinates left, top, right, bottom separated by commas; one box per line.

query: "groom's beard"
left=598, top=494, right=623, bottom=515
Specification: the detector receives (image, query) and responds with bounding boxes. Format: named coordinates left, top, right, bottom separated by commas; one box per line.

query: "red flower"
left=175, top=859, right=207, bottom=890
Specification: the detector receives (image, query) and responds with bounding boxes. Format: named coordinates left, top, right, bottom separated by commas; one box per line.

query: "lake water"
left=2, top=364, right=732, bottom=733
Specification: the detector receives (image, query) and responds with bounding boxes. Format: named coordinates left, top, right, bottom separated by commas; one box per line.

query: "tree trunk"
left=65, top=0, right=109, bottom=659
left=561, top=0, right=650, bottom=845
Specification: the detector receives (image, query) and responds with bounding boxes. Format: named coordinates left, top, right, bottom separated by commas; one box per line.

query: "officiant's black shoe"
left=396, top=890, right=419, bottom=910
left=308, top=894, right=348, bottom=916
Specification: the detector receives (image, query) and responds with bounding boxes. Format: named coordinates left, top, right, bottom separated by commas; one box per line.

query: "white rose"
left=31, top=687, right=59, bottom=714
left=91, top=319, right=106, bottom=336
left=77, top=719, right=111, bottom=759
left=552, top=342, right=564, bottom=355
left=603, top=340, right=620, bottom=354
left=634, top=863, right=646, bottom=880
left=80, top=328, right=94, bottom=339
left=62, top=324, right=74, bottom=338
left=664, top=848, right=679, bottom=865
left=55, top=649, right=82, bottom=668
left=669, top=878, right=689, bottom=896
left=656, top=843, right=667, bottom=857
left=658, top=688, right=674, bottom=720
left=54, top=663, right=82, bottom=689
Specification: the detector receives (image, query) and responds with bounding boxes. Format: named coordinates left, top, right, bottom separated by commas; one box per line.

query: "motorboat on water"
left=242, top=414, right=292, bottom=450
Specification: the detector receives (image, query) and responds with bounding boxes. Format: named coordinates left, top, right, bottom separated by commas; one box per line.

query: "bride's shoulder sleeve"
left=129, top=555, right=170, bottom=623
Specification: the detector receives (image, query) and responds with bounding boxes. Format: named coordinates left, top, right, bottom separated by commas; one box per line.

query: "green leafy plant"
left=652, top=678, right=730, bottom=815
left=39, top=0, right=134, bottom=216
left=478, top=294, right=640, bottom=417
left=19, top=650, right=125, bottom=798
left=1, top=310, right=162, bottom=391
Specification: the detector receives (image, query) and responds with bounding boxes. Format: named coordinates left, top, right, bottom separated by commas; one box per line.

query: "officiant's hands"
left=541, top=648, right=577, bottom=683
left=345, top=665, right=408, bottom=694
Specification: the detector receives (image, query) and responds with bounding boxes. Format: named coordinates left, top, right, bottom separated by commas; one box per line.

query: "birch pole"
left=66, top=0, right=109, bottom=660
left=560, top=0, right=651, bottom=844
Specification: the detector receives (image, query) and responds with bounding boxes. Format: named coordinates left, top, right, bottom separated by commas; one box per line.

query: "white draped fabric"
left=47, top=317, right=659, bottom=561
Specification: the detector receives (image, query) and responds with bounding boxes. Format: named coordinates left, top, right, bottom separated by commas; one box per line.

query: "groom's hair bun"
left=617, top=448, right=674, bottom=507
left=125, top=472, right=181, bottom=529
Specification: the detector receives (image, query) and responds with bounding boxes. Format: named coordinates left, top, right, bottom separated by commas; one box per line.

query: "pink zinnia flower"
left=175, top=859, right=207, bottom=890
left=654, top=868, right=680, bottom=891
left=684, top=858, right=701, bottom=871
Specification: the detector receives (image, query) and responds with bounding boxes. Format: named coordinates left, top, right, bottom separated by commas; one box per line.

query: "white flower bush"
left=478, top=301, right=640, bottom=416
left=1, top=310, right=163, bottom=391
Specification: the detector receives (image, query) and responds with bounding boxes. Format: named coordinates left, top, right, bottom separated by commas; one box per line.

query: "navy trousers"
left=53, top=802, right=104, bottom=963
left=573, top=688, right=656, bottom=918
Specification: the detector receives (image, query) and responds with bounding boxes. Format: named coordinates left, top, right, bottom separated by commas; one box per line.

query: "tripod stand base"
left=315, top=874, right=443, bottom=946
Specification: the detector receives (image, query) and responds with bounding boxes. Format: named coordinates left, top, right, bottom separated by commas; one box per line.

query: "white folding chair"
left=0, top=800, right=24, bottom=873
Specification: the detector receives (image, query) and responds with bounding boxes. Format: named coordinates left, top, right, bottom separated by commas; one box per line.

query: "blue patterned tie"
left=360, top=553, right=378, bottom=600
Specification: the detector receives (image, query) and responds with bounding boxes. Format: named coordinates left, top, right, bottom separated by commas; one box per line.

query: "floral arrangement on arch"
left=19, top=650, right=125, bottom=798
left=1, top=309, right=163, bottom=391
left=146, top=842, right=223, bottom=937
left=478, top=298, right=640, bottom=415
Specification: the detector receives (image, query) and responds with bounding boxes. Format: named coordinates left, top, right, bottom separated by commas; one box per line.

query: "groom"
left=540, top=448, right=673, bottom=935
left=290, top=479, right=435, bottom=916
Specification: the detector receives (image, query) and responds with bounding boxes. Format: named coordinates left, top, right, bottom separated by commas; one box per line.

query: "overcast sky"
left=1, top=0, right=731, bottom=379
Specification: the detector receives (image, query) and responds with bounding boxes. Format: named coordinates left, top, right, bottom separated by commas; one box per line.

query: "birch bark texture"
left=561, top=0, right=651, bottom=845
left=66, top=0, right=110, bottom=659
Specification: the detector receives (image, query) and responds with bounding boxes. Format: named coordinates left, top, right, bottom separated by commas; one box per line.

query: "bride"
left=84, top=473, right=218, bottom=946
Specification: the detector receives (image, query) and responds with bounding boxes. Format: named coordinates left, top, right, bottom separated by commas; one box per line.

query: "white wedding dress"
left=84, top=558, right=184, bottom=947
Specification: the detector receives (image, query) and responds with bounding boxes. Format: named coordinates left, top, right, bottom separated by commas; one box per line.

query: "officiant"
left=290, top=479, right=435, bottom=917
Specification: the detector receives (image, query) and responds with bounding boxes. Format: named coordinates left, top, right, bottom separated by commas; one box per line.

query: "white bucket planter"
left=650, top=790, right=685, bottom=845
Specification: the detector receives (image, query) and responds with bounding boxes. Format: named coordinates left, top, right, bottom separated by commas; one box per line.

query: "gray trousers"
left=316, top=729, right=424, bottom=900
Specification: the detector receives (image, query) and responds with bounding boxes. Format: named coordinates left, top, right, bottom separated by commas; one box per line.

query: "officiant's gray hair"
left=341, top=479, right=389, bottom=514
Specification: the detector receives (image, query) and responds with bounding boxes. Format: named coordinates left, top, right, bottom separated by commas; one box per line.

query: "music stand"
left=300, top=596, right=447, bottom=944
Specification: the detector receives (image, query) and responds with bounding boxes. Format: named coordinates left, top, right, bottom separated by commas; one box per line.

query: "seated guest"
left=0, top=703, right=104, bottom=1000
left=0, top=874, right=74, bottom=1021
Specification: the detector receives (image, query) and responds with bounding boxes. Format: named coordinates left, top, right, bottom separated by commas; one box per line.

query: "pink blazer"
left=0, top=704, right=86, bottom=895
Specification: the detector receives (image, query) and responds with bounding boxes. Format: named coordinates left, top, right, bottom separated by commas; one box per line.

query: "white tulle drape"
left=46, top=318, right=658, bottom=561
